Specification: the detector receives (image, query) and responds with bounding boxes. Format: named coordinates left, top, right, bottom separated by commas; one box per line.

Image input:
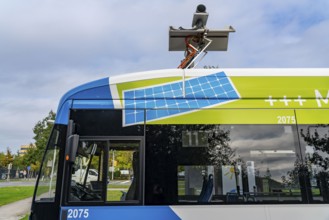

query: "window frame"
left=65, top=136, right=145, bottom=206
left=145, top=123, right=308, bottom=205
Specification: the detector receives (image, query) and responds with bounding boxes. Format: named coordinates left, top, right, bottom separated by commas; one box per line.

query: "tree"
left=300, top=125, right=329, bottom=201
left=23, top=145, right=39, bottom=169
left=205, top=125, right=235, bottom=166
left=1, top=148, right=14, bottom=167
left=301, top=126, right=329, bottom=171
left=32, top=111, right=56, bottom=163
left=145, top=124, right=235, bottom=203
left=0, top=152, right=5, bottom=168
left=115, top=151, right=133, bottom=171
left=12, top=152, right=24, bottom=169
left=20, top=111, right=56, bottom=172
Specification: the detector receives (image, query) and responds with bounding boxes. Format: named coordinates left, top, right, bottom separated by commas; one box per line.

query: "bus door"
left=61, top=137, right=144, bottom=219
left=30, top=125, right=66, bottom=220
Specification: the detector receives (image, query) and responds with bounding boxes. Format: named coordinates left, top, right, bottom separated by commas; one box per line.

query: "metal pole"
left=49, top=146, right=57, bottom=197
left=185, top=37, right=212, bottom=69
left=7, top=163, right=12, bottom=181
left=111, top=150, right=115, bottom=180
left=49, top=131, right=59, bottom=196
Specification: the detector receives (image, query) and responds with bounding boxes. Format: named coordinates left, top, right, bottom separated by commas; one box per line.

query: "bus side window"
left=107, top=141, right=141, bottom=203
left=69, top=141, right=105, bottom=202
left=124, top=152, right=139, bottom=200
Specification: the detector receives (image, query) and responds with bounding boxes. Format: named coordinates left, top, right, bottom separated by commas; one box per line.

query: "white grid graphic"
left=123, top=72, right=239, bottom=125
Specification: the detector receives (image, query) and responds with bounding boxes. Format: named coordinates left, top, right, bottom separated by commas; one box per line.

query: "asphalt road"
left=0, top=179, right=36, bottom=188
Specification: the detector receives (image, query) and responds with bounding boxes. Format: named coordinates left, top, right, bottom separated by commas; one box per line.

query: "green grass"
left=0, top=185, right=49, bottom=206
left=279, top=188, right=320, bottom=195
left=20, top=214, right=29, bottom=220
left=0, top=185, right=51, bottom=219
left=106, top=184, right=130, bottom=201
left=0, top=186, right=35, bottom=206
left=312, top=188, right=321, bottom=195
left=108, top=184, right=129, bottom=189
left=178, top=180, right=185, bottom=195
left=107, top=189, right=127, bottom=201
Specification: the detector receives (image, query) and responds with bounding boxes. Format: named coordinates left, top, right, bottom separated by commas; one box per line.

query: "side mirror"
left=65, top=134, right=79, bottom=163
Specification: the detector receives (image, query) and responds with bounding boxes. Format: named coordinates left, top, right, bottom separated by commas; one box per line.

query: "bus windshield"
left=34, top=126, right=61, bottom=202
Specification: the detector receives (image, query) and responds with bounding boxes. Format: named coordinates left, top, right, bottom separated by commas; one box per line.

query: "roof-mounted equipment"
left=169, top=4, right=235, bottom=69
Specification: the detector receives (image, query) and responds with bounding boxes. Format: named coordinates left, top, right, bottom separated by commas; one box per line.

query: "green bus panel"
left=295, top=109, right=329, bottom=124
left=148, top=109, right=296, bottom=125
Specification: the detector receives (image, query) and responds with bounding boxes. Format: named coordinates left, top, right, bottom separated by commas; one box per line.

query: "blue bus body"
left=31, top=68, right=329, bottom=220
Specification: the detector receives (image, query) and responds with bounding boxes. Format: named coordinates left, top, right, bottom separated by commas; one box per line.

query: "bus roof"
left=55, top=68, right=329, bottom=125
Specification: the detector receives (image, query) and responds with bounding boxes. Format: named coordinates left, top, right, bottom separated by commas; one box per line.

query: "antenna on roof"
left=169, top=4, right=235, bottom=69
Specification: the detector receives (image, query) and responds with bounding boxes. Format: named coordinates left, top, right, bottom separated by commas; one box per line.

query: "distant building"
left=18, top=144, right=35, bottom=156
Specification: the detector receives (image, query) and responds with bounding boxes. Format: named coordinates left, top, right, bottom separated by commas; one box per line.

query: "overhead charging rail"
left=169, top=4, right=235, bottom=69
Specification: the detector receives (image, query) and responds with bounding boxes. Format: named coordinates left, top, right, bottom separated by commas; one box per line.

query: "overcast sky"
left=1, top=0, right=329, bottom=153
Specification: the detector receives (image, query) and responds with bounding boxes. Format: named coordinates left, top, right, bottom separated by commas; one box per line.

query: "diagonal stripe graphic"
left=123, top=71, right=240, bottom=125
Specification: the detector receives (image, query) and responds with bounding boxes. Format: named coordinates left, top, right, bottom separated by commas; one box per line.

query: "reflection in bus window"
left=299, top=125, right=329, bottom=203
left=146, top=124, right=303, bottom=204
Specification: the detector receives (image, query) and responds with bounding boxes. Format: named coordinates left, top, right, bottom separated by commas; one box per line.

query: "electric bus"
left=30, top=68, right=329, bottom=220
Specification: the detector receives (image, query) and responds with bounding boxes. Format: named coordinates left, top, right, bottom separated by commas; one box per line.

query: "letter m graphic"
left=315, top=90, right=329, bottom=107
